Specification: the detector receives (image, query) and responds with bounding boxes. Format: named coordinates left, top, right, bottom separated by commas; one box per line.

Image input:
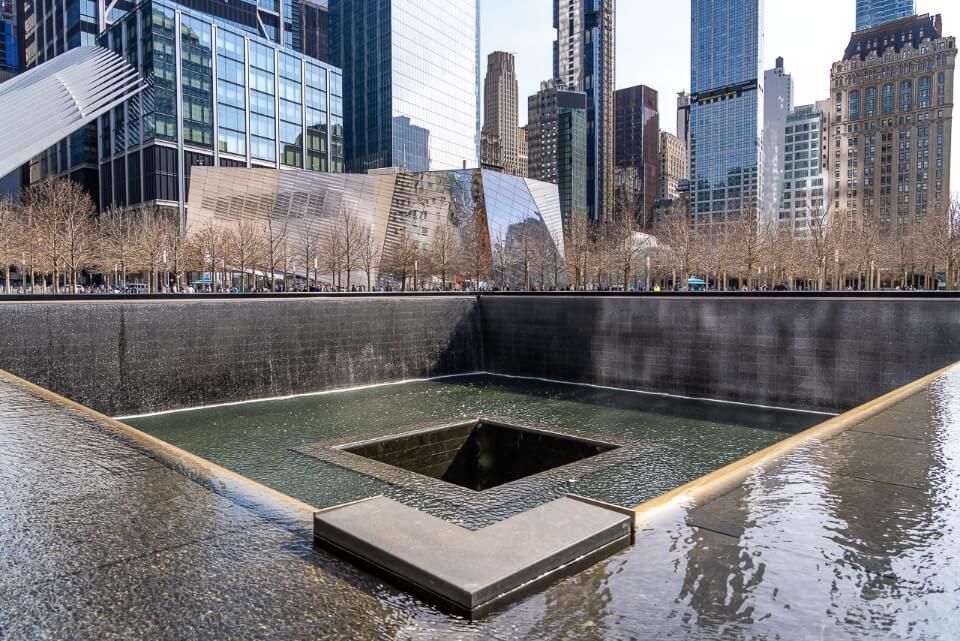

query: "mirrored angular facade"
left=186, top=167, right=565, bottom=288
left=97, top=0, right=343, bottom=221
left=331, top=0, right=480, bottom=173
left=690, top=0, right=764, bottom=225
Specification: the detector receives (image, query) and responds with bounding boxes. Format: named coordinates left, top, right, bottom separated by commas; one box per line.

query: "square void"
left=339, top=419, right=620, bottom=492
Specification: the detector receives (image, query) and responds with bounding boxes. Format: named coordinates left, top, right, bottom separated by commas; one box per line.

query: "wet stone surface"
left=4, top=369, right=960, bottom=639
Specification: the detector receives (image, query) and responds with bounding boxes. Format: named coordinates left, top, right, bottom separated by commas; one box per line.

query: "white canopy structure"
left=0, top=46, right=147, bottom=179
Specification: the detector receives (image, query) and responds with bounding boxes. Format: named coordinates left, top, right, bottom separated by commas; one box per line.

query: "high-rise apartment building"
left=779, top=104, right=826, bottom=237
left=762, top=57, right=794, bottom=225
left=528, top=80, right=588, bottom=224
left=331, top=0, right=479, bottom=173
left=96, top=0, right=343, bottom=221
left=856, top=0, right=914, bottom=31
left=614, top=85, right=659, bottom=227
left=517, top=126, right=529, bottom=178
left=827, top=13, right=954, bottom=229
left=658, top=131, right=688, bottom=201
left=553, top=0, right=615, bottom=221
left=690, top=0, right=764, bottom=225
left=0, top=0, right=16, bottom=82
left=482, top=51, right=520, bottom=176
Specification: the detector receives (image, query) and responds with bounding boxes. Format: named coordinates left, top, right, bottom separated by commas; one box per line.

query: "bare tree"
left=461, top=214, right=490, bottom=290
left=23, top=177, right=96, bottom=293
left=190, top=219, right=227, bottom=290
left=98, top=207, right=137, bottom=289
left=339, top=206, right=365, bottom=290
left=358, top=224, right=382, bottom=291
left=566, top=215, right=591, bottom=290
left=227, top=217, right=265, bottom=292
left=804, top=204, right=841, bottom=291
left=428, top=217, right=459, bottom=290
left=320, top=222, right=344, bottom=289
left=382, top=227, right=419, bottom=290
left=727, top=208, right=767, bottom=290
left=263, top=216, right=288, bottom=291
left=0, top=198, right=17, bottom=293
left=297, top=224, right=323, bottom=290
left=653, top=199, right=695, bottom=289
left=919, top=197, right=960, bottom=290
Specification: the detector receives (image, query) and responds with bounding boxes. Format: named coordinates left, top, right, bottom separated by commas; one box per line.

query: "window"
left=899, top=80, right=913, bottom=111
left=866, top=86, right=877, bottom=117
left=848, top=90, right=860, bottom=120
left=918, top=76, right=931, bottom=108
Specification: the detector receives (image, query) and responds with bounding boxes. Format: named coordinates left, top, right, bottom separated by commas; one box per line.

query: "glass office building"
left=856, top=0, right=914, bottom=31
left=331, top=0, right=480, bottom=173
left=689, top=0, right=764, bottom=225
left=97, top=0, right=343, bottom=220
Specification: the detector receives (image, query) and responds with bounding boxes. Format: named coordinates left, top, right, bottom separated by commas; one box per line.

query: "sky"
left=481, top=0, right=958, bottom=195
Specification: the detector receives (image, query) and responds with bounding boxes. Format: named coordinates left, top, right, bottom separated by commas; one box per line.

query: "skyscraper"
left=689, top=0, right=764, bottom=225
left=855, top=0, right=914, bottom=31
left=482, top=52, right=520, bottom=176
left=762, top=57, right=794, bottom=225
left=614, top=85, right=659, bottom=227
left=528, top=80, right=588, bottom=224
left=553, top=0, right=615, bottom=222
left=331, top=0, right=480, bottom=173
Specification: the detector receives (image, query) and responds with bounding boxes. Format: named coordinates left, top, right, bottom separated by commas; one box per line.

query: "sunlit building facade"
left=689, top=0, right=764, bottom=226
left=827, top=13, right=955, bottom=229
left=186, top=166, right=565, bottom=288
left=779, top=104, right=826, bottom=238
left=97, top=0, right=343, bottom=221
left=331, top=0, right=479, bottom=173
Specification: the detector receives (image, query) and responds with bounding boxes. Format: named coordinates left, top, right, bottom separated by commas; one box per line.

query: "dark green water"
left=126, top=375, right=824, bottom=523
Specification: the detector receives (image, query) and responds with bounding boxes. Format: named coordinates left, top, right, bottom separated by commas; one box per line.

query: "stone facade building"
left=517, top=126, right=529, bottom=178
left=658, top=131, right=688, bottom=201
left=481, top=51, right=520, bottom=176
left=827, top=13, right=955, bottom=230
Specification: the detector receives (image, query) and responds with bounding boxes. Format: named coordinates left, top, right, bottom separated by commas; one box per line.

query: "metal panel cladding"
left=0, top=46, right=147, bottom=178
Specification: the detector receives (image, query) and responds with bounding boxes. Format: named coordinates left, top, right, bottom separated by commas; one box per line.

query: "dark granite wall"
left=2, top=295, right=958, bottom=417
left=479, top=296, right=960, bottom=413
left=0, top=297, right=480, bottom=416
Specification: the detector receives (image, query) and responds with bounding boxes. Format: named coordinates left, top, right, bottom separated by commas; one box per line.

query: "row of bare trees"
left=2, top=177, right=959, bottom=293
left=0, top=178, right=186, bottom=293
left=647, top=198, right=960, bottom=291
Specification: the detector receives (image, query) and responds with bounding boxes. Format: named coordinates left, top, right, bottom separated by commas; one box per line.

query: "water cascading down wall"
left=1, top=294, right=958, bottom=416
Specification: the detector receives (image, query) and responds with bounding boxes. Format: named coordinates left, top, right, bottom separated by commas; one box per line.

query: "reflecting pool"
left=126, top=375, right=823, bottom=525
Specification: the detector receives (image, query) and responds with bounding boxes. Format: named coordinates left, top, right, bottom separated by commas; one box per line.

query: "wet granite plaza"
left=2, top=295, right=960, bottom=639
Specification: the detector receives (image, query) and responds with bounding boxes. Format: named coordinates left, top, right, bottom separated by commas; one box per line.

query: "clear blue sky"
left=481, top=0, right=958, bottom=195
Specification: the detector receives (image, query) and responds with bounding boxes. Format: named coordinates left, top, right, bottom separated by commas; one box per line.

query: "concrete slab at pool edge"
left=2, top=361, right=955, bottom=621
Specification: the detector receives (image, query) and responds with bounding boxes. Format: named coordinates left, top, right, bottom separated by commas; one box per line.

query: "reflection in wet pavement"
left=2, top=369, right=960, bottom=640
